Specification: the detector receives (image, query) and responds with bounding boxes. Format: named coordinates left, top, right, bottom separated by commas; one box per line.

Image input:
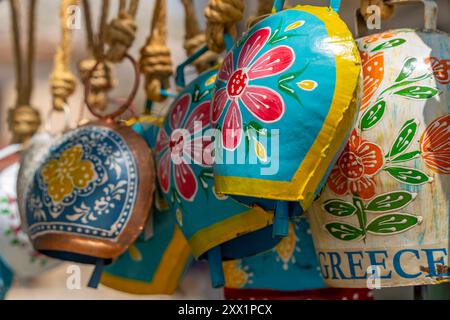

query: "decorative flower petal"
left=218, top=51, right=234, bottom=82
left=157, top=151, right=171, bottom=194
left=297, top=80, right=317, bottom=91
left=222, top=100, right=243, bottom=150
left=247, top=45, right=294, bottom=80
left=47, top=175, right=72, bottom=203
left=349, top=176, right=376, bottom=199
left=155, top=128, right=170, bottom=154
left=327, top=167, right=349, bottom=196
left=170, top=94, right=191, bottom=130
left=241, top=85, right=284, bottom=123
left=184, top=101, right=211, bottom=134
left=70, top=160, right=95, bottom=189
left=347, top=130, right=362, bottom=151
left=361, top=52, right=384, bottom=110
left=211, top=88, right=229, bottom=124
left=173, top=160, right=198, bottom=201
left=426, top=57, right=450, bottom=84
left=238, top=27, right=271, bottom=69
left=61, top=145, right=83, bottom=167
left=420, top=114, right=450, bottom=174
left=358, top=142, right=384, bottom=176
left=41, top=160, right=59, bottom=182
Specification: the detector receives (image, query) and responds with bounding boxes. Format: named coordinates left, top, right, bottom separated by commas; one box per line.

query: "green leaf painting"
left=394, top=86, right=439, bottom=100
left=323, top=199, right=356, bottom=217
left=371, top=38, right=406, bottom=52
left=360, top=100, right=386, bottom=131
left=366, top=213, right=422, bottom=235
left=388, top=119, right=418, bottom=158
left=325, top=222, right=364, bottom=241
left=384, top=166, right=432, bottom=185
left=366, top=191, right=416, bottom=212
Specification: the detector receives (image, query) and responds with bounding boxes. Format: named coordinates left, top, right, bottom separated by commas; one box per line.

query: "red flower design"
left=212, top=27, right=294, bottom=150
left=426, top=57, right=450, bottom=85
left=363, top=31, right=395, bottom=45
left=360, top=51, right=384, bottom=111
left=156, top=94, right=213, bottom=201
left=420, top=114, right=450, bottom=174
left=327, top=130, right=384, bottom=199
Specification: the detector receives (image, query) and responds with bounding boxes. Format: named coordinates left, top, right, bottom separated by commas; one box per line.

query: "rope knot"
left=140, top=43, right=173, bottom=102
left=360, top=0, right=394, bottom=22
left=184, top=33, right=219, bottom=73
left=105, top=12, right=137, bottom=62
left=50, top=53, right=77, bottom=111
left=8, top=105, right=41, bottom=144
left=204, top=0, right=244, bottom=53
left=79, top=58, right=115, bottom=110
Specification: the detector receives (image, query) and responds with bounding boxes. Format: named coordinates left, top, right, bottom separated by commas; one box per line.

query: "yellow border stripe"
left=188, top=206, right=274, bottom=258
left=214, top=5, right=361, bottom=205
left=100, top=226, right=191, bottom=295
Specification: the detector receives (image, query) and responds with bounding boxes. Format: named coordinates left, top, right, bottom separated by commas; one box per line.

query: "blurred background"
left=0, top=0, right=449, bottom=299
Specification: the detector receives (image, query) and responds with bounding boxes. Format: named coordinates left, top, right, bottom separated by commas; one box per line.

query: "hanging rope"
left=247, top=0, right=273, bottom=28
left=360, top=0, right=394, bottom=22
left=140, top=0, right=173, bottom=102
left=79, top=0, right=115, bottom=111
left=105, top=0, right=139, bottom=62
left=49, top=0, right=78, bottom=111
left=181, top=0, right=218, bottom=73
left=7, top=0, right=41, bottom=144
left=204, top=0, right=244, bottom=53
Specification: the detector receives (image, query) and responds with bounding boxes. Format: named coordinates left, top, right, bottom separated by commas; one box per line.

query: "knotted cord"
left=105, top=0, right=139, bottom=62
left=204, top=0, right=244, bottom=53
left=49, top=0, right=78, bottom=111
left=7, top=0, right=41, bottom=144
left=79, top=0, right=115, bottom=111
left=139, top=0, right=173, bottom=102
left=181, top=0, right=218, bottom=73
left=360, top=0, right=394, bottom=22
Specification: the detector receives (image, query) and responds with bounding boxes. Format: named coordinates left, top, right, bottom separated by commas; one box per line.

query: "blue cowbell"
left=101, top=117, right=192, bottom=295
left=223, top=216, right=372, bottom=300
left=22, top=57, right=155, bottom=288
left=155, top=47, right=279, bottom=288
left=210, top=0, right=361, bottom=237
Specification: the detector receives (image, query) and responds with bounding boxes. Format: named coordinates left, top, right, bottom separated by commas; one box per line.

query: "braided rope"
left=204, top=0, right=244, bottom=53
left=50, top=0, right=78, bottom=111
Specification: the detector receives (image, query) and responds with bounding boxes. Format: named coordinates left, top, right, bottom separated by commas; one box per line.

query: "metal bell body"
left=308, top=29, right=450, bottom=288
left=155, top=69, right=275, bottom=260
left=23, top=121, right=154, bottom=263
left=211, top=5, right=361, bottom=210
left=0, top=144, right=59, bottom=280
left=101, top=118, right=192, bottom=295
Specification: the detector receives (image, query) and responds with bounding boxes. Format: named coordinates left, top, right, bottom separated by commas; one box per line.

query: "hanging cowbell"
left=0, top=144, right=59, bottom=280
left=210, top=0, right=361, bottom=237
left=308, top=0, right=450, bottom=288
left=22, top=57, right=155, bottom=287
left=101, top=118, right=192, bottom=295
left=155, top=48, right=278, bottom=288
left=223, top=216, right=372, bottom=300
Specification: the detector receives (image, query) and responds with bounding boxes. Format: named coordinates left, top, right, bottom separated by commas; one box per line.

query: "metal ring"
left=83, top=53, right=140, bottom=121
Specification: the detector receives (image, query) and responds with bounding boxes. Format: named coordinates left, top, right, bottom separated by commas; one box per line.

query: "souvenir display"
left=210, top=0, right=361, bottom=236
left=308, top=0, right=450, bottom=288
left=156, top=49, right=278, bottom=288
left=223, top=216, right=372, bottom=300
left=0, top=145, right=59, bottom=280
left=101, top=118, right=192, bottom=295
left=1, top=0, right=448, bottom=301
